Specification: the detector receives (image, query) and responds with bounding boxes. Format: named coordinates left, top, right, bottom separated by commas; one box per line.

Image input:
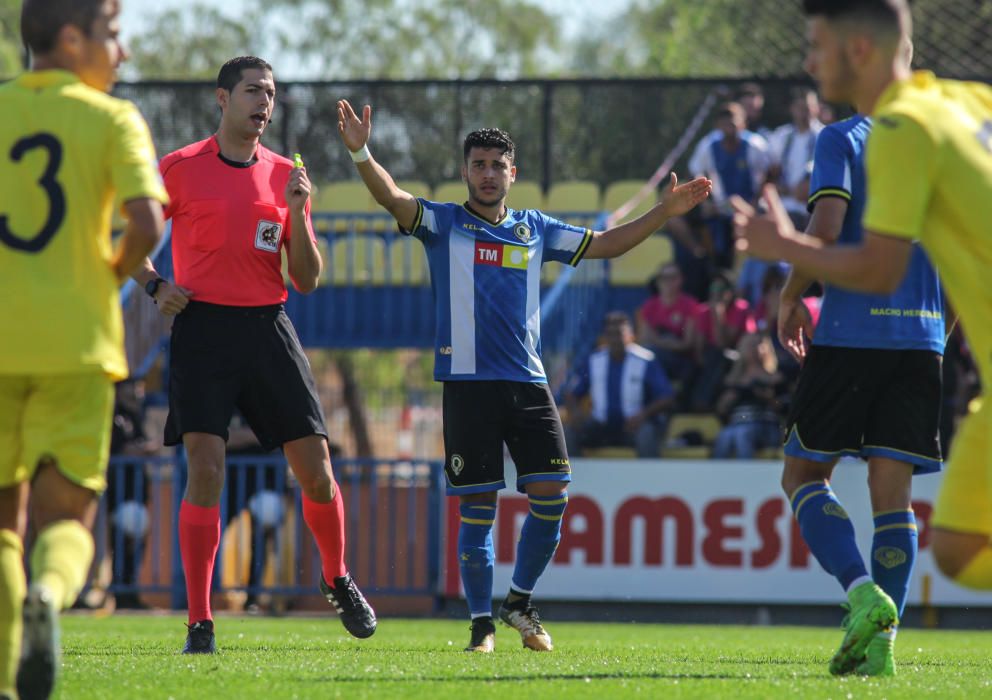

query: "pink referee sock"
left=178, top=500, right=221, bottom=624
left=301, top=483, right=348, bottom=586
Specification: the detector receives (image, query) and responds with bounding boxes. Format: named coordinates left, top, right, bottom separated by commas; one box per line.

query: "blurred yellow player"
left=0, top=2, right=166, bottom=698
left=733, top=0, right=992, bottom=596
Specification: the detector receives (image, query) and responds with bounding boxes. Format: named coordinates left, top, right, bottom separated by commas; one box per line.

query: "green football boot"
left=829, top=582, right=898, bottom=676
left=855, top=634, right=896, bottom=677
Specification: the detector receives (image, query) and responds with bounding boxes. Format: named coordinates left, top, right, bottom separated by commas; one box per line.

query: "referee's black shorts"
left=783, top=345, right=942, bottom=474
left=442, top=380, right=571, bottom=496
left=164, top=301, right=327, bottom=451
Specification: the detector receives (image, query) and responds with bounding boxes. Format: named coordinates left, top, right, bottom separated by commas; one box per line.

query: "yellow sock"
left=955, top=546, right=992, bottom=590
left=29, top=520, right=94, bottom=610
left=0, top=529, right=26, bottom=697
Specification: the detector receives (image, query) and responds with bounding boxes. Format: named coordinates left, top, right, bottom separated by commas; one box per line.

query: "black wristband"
left=144, top=277, right=166, bottom=298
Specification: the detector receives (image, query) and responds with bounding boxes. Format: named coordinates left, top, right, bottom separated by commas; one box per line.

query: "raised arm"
left=337, top=99, right=420, bottom=231
left=583, top=173, right=712, bottom=260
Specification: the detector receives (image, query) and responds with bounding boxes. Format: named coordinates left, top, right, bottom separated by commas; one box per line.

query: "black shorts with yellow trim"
left=783, top=345, right=942, bottom=474
left=442, top=380, right=571, bottom=495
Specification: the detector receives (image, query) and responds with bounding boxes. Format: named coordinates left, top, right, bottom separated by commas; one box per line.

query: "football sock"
left=29, top=519, right=94, bottom=610
left=179, top=501, right=220, bottom=624
left=954, top=545, right=992, bottom=590
left=0, top=530, right=25, bottom=697
left=458, top=503, right=496, bottom=618
left=870, top=509, right=918, bottom=617
left=790, top=481, right=868, bottom=591
left=511, top=492, right=568, bottom=595
left=301, top=483, right=348, bottom=587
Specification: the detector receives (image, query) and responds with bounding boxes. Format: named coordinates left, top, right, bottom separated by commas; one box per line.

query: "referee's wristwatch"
left=144, top=277, right=167, bottom=299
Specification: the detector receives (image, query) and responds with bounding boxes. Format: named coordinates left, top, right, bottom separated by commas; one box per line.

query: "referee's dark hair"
left=802, top=0, right=911, bottom=43
left=20, top=0, right=104, bottom=55
left=463, top=128, right=516, bottom=164
left=217, top=56, right=274, bottom=92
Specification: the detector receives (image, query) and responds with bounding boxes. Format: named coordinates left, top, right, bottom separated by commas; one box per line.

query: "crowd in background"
left=562, top=83, right=981, bottom=460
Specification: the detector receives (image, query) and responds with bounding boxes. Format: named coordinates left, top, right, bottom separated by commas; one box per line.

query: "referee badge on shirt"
left=255, top=220, right=283, bottom=253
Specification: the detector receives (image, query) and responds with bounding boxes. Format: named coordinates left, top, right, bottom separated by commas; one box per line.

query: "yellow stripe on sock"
left=529, top=497, right=568, bottom=506
left=461, top=517, right=495, bottom=526
left=529, top=510, right=564, bottom=521
left=874, top=523, right=919, bottom=533
left=793, top=489, right=829, bottom=518
left=873, top=508, right=914, bottom=517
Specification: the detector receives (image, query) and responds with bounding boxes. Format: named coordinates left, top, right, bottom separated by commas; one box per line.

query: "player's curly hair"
left=217, top=56, right=274, bottom=92
left=21, top=0, right=103, bottom=54
left=463, top=128, right=516, bottom=163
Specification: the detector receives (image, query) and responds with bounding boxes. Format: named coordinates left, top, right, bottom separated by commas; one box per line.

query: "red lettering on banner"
left=913, top=500, right=932, bottom=549
left=613, top=496, right=693, bottom=566
left=790, top=516, right=811, bottom=568
left=555, top=495, right=604, bottom=564
left=476, top=242, right=502, bottom=265
left=496, top=496, right=530, bottom=562
left=751, top=498, right=784, bottom=568
left=702, top=499, right=743, bottom=566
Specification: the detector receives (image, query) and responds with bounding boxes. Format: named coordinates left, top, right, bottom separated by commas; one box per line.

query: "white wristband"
left=350, top=145, right=371, bottom=163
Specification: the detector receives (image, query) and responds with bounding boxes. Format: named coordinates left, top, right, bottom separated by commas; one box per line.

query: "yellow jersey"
left=864, top=71, right=992, bottom=380
left=0, top=70, right=168, bottom=380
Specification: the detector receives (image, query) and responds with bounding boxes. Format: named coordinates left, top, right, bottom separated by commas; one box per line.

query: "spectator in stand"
left=754, top=265, right=819, bottom=381
left=712, top=333, right=788, bottom=459
left=685, top=272, right=756, bottom=411
left=689, top=102, right=772, bottom=269
left=768, top=88, right=824, bottom=229
left=736, top=82, right=774, bottom=140
left=637, top=262, right=699, bottom=389
left=737, top=258, right=791, bottom=308
left=564, top=312, right=674, bottom=458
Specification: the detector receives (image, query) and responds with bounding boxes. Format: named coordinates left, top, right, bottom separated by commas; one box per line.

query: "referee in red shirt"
left=132, top=56, right=375, bottom=654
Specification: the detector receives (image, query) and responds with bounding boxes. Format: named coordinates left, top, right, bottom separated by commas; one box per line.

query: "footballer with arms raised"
left=733, top=0, right=992, bottom=677
left=338, top=98, right=711, bottom=653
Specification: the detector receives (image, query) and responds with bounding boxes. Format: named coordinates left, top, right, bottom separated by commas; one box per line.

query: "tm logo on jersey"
left=475, top=241, right=528, bottom=270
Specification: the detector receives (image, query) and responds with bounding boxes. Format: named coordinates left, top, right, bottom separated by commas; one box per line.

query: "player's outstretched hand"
left=337, top=99, right=372, bottom=153
left=730, top=184, right=795, bottom=261
left=154, top=281, right=193, bottom=317
left=660, top=173, right=712, bottom=217
left=778, top=298, right=813, bottom=362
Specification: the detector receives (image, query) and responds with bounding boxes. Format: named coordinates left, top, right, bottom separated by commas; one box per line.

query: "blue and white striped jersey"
left=404, top=199, right=593, bottom=382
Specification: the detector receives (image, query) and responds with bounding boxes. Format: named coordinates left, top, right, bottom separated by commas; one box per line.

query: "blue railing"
left=93, top=454, right=445, bottom=608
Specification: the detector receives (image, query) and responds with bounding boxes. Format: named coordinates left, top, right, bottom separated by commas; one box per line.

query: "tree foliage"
left=125, top=0, right=563, bottom=80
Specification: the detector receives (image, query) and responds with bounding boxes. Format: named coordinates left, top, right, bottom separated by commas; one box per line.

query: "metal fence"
left=115, top=78, right=815, bottom=192
left=92, top=454, right=445, bottom=610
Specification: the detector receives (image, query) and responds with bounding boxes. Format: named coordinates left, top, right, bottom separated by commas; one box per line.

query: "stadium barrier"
left=93, top=454, right=445, bottom=613
left=443, top=459, right=992, bottom=608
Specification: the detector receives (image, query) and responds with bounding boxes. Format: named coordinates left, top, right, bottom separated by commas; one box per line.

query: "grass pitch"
left=59, top=614, right=991, bottom=699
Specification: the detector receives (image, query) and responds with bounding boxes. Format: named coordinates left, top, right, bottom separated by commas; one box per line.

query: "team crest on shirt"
left=254, top=220, right=283, bottom=253
left=450, top=454, right=465, bottom=476
left=513, top=223, right=532, bottom=243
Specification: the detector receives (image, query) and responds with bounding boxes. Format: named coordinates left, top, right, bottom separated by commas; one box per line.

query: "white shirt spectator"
left=769, top=120, right=824, bottom=215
